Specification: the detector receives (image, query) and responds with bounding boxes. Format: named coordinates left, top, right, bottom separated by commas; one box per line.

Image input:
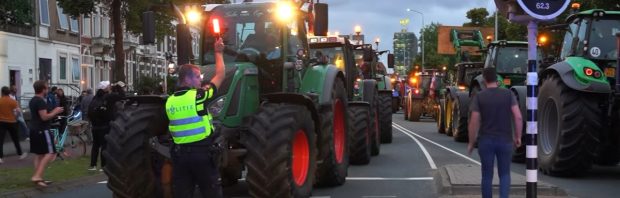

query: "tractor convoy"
left=102, top=1, right=395, bottom=197
left=427, top=8, right=620, bottom=177
left=100, top=1, right=619, bottom=197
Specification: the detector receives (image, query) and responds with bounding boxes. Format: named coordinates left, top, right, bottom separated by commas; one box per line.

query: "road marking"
left=392, top=123, right=481, bottom=166
left=98, top=181, right=107, bottom=184
left=362, top=196, right=397, bottom=198
left=346, top=177, right=433, bottom=181
left=392, top=126, right=437, bottom=169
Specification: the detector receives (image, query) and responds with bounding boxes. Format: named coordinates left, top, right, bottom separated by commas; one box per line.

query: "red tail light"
left=414, top=89, right=419, bottom=94
left=584, top=68, right=594, bottom=76
left=213, top=19, right=220, bottom=34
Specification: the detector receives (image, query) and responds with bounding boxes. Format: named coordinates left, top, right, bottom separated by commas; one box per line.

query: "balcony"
left=92, top=37, right=112, bottom=55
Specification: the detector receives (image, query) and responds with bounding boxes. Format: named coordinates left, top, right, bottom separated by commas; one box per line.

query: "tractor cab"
left=560, top=10, right=620, bottom=80
left=201, top=2, right=312, bottom=94
left=308, top=35, right=359, bottom=97
left=484, top=41, right=529, bottom=86
left=455, top=62, right=484, bottom=90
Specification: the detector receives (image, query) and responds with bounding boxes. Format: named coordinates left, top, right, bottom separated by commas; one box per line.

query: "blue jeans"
left=477, top=137, right=513, bottom=198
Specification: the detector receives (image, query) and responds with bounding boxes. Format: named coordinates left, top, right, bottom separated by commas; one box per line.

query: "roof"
left=566, top=9, right=620, bottom=22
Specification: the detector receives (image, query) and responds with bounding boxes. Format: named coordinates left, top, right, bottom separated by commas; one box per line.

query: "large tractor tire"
left=408, top=99, right=422, bottom=122
left=243, top=103, right=317, bottom=198
left=316, top=80, right=349, bottom=187
left=104, top=99, right=169, bottom=198
left=437, top=99, right=446, bottom=134
left=379, top=92, right=393, bottom=143
left=370, top=91, right=381, bottom=156
left=348, top=105, right=371, bottom=165
left=596, top=114, right=620, bottom=166
left=445, top=96, right=454, bottom=136
left=403, top=97, right=409, bottom=120
left=538, top=75, right=601, bottom=176
left=452, top=98, right=468, bottom=142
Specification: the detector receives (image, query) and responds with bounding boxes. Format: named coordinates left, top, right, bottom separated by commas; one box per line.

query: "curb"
left=434, top=165, right=568, bottom=197
left=0, top=174, right=107, bottom=198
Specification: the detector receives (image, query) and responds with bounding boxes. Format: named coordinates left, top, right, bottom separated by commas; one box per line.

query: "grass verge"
left=0, top=156, right=102, bottom=193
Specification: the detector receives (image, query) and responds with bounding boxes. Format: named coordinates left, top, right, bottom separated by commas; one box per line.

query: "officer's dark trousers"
left=171, top=144, right=223, bottom=198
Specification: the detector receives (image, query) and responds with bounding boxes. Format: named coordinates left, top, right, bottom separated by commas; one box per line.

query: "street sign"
left=516, top=0, right=570, bottom=20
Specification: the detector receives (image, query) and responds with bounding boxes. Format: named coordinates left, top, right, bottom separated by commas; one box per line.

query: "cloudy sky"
left=326, top=0, right=497, bottom=59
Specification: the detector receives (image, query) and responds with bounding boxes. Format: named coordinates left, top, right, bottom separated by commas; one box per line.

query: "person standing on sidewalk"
left=0, top=86, right=28, bottom=164
left=9, top=85, right=30, bottom=140
left=29, top=81, right=64, bottom=187
left=88, top=81, right=111, bottom=171
left=468, top=68, right=523, bottom=198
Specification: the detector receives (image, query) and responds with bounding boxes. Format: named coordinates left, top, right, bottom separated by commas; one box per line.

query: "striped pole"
left=526, top=20, right=538, bottom=198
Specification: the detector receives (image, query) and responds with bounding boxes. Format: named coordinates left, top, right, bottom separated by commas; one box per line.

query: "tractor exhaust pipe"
left=616, top=32, right=620, bottom=93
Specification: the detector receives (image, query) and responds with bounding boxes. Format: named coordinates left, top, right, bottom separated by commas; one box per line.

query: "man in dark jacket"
left=88, top=81, right=111, bottom=171
left=467, top=68, right=523, bottom=198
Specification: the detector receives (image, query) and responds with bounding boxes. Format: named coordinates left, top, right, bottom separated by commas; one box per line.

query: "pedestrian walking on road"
left=467, top=68, right=523, bottom=198
left=165, top=38, right=226, bottom=198
left=0, top=86, right=28, bottom=164
left=28, top=80, right=64, bottom=187
left=88, top=81, right=112, bottom=171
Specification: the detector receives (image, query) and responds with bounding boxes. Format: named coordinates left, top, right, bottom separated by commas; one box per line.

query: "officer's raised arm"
left=208, top=38, right=225, bottom=90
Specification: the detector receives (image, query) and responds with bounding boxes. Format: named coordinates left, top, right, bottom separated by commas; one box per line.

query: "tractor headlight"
left=208, top=96, right=226, bottom=117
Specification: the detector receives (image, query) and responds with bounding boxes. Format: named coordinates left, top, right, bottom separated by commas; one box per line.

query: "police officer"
left=165, top=38, right=225, bottom=198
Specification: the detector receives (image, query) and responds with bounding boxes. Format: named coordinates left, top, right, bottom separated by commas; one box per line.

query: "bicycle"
left=50, top=107, right=89, bottom=160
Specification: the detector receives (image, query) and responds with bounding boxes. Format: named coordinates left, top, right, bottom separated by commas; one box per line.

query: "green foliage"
left=413, top=22, right=451, bottom=71
left=0, top=0, right=34, bottom=26
left=464, top=8, right=489, bottom=27
left=135, top=74, right=164, bottom=95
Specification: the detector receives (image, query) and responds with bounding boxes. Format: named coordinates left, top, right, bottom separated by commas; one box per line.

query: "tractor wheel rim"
left=541, top=99, right=559, bottom=155
left=292, top=130, right=310, bottom=186
left=333, top=99, right=346, bottom=163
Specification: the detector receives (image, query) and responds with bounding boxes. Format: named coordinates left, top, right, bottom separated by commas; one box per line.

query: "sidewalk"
left=2, top=137, right=92, bottom=168
left=435, top=164, right=569, bottom=197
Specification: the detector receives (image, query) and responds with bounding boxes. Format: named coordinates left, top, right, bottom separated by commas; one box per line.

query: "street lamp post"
left=406, top=8, right=425, bottom=70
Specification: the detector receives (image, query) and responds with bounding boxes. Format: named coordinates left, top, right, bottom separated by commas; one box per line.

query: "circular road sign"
left=516, top=0, right=571, bottom=20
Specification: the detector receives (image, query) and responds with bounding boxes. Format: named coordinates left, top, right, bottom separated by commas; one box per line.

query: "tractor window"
left=484, top=46, right=495, bottom=68
left=202, top=6, right=282, bottom=65
left=588, top=18, right=620, bottom=60
left=575, top=19, right=590, bottom=57
left=495, top=47, right=528, bottom=74
left=560, top=21, right=579, bottom=59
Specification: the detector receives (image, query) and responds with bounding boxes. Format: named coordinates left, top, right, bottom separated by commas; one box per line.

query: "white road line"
left=98, top=181, right=107, bottom=184
left=392, top=123, right=481, bottom=166
left=346, top=177, right=433, bottom=181
left=362, top=196, right=397, bottom=198
left=392, top=126, right=437, bottom=169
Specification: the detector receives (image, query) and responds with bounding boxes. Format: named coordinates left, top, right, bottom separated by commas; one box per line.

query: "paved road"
left=41, top=113, right=620, bottom=198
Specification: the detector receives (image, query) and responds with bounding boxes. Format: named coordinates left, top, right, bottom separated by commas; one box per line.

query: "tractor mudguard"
left=262, top=93, right=321, bottom=134
left=540, top=58, right=610, bottom=93
left=301, top=65, right=346, bottom=105
left=375, top=75, right=392, bottom=91
left=510, top=86, right=527, bottom=121
left=470, top=74, right=505, bottom=96
left=362, top=79, right=378, bottom=103
left=454, top=92, right=471, bottom=116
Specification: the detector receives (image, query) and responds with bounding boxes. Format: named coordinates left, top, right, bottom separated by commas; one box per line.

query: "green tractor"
left=404, top=70, right=445, bottom=122
left=443, top=62, right=484, bottom=137
left=103, top=2, right=356, bottom=197
left=351, top=44, right=395, bottom=144
left=527, top=9, right=620, bottom=176
left=308, top=35, right=395, bottom=164
left=447, top=41, right=528, bottom=143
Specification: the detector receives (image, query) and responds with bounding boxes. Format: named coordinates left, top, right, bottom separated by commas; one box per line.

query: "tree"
left=464, top=8, right=489, bottom=27
left=0, top=0, right=34, bottom=26
left=57, top=0, right=228, bottom=83
left=413, top=22, right=450, bottom=71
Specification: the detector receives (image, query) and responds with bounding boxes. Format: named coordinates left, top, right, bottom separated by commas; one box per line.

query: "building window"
left=39, top=0, right=50, bottom=25
left=72, top=57, right=80, bottom=81
left=102, top=17, right=109, bottom=38
left=59, top=57, right=67, bottom=80
left=57, top=3, right=69, bottom=30
left=82, top=16, right=91, bottom=36
left=94, top=14, right=100, bottom=37
left=70, top=17, right=79, bottom=33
